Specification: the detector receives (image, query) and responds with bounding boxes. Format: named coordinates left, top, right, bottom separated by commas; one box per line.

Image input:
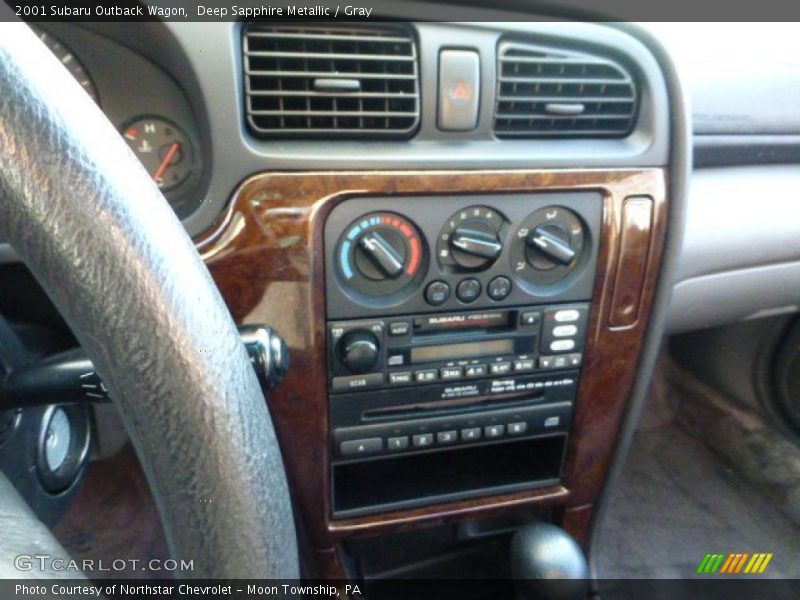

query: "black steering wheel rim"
left=0, top=23, right=298, bottom=578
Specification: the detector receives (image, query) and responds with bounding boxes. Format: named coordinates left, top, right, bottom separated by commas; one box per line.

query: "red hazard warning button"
left=438, top=49, right=480, bottom=131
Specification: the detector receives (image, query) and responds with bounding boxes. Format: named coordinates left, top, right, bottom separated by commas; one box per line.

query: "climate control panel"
left=324, top=192, right=602, bottom=320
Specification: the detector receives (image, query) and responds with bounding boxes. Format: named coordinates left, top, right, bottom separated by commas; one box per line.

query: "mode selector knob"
left=509, top=206, right=587, bottom=290
left=527, top=224, right=577, bottom=269
left=337, top=330, right=380, bottom=374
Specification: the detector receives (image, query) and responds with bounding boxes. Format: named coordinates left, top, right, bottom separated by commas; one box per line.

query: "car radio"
left=328, top=304, right=588, bottom=394
left=328, top=302, right=589, bottom=516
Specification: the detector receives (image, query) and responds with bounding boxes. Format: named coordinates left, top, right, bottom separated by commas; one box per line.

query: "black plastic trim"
left=694, top=134, right=800, bottom=167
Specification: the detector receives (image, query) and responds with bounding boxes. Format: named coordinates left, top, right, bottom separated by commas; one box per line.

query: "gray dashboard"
left=669, top=165, right=800, bottom=333
left=167, top=20, right=669, bottom=238
left=2, top=20, right=798, bottom=334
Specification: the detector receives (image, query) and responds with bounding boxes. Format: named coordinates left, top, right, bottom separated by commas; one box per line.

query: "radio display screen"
left=411, top=339, right=515, bottom=363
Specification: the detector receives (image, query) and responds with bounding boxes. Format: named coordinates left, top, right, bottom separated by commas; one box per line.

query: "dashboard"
left=3, top=17, right=799, bottom=581
left=3, top=21, right=796, bottom=339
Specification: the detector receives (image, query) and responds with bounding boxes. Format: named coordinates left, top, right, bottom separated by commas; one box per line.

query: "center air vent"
left=494, top=41, right=638, bottom=138
left=243, top=23, right=420, bottom=139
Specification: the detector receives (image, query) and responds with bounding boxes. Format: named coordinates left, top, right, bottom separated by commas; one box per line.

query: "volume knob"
left=337, top=330, right=380, bottom=374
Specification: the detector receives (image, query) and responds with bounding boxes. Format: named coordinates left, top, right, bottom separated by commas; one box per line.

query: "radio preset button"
left=437, top=431, right=458, bottom=444
left=412, top=433, right=434, bottom=448
left=415, top=369, right=438, bottom=383
left=461, top=427, right=482, bottom=441
left=456, top=278, right=482, bottom=303
left=389, top=372, right=413, bottom=385
left=540, top=355, right=571, bottom=370
left=465, top=364, right=488, bottom=378
left=389, top=321, right=411, bottom=337
left=387, top=436, right=410, bottom=451
left=490, top=361, right=512, bottom=375
left=514, top=359, right=535, bottom=372
left=550, top=339, right=576, bottom=352
left=508, top=422, right=528, bottom=435
left=485, top=424, right=505, bottom=438
left=340, top=438, right=383, bottom=456
left=520, top=311, right=541, bottom=327
left=332, top=373, right=383, bottom=392
left=553, top=324, right=578, bottom=337
left=554, top=309, right=580, bottom=323
left=552, top=355, right=570, bottom=369
left=425, top=280, right=451, bottom=306
left=487, top=276, right=512, bottom=301
left=440, top=366, right=463, bottom=380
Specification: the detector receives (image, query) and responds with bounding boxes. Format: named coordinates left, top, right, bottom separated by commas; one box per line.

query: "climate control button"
left=487, top=276, right=512, bottom=301
left=425, top=280, right=450, bottom=306
left=456, top=278, right=482, bottom=303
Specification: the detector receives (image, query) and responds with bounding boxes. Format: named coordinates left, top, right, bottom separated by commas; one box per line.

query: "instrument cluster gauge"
left=35, top=28, right=99, bottom=104
left=336, top=212, right=428, bottom=301
left=122, top=117, right=195, bottom=193
left=437, top=206, right=508, bottom=272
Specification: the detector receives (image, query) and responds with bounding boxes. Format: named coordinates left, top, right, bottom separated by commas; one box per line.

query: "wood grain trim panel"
left=195, top=169, right=667, bottom=576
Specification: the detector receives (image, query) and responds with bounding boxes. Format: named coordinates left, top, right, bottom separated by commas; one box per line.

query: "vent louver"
left=243, top=23, right=420, bottom=139
left=494, top=41, right=638, bottom=138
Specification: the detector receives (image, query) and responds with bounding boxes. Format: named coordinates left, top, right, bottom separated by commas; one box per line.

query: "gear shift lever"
left=510, top=522, right=589, bottom=600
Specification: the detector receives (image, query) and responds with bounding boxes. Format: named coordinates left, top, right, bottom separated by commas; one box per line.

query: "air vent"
left=243, top=23, right=420, bottom=139
left=494, top=41, right=638, bottom=138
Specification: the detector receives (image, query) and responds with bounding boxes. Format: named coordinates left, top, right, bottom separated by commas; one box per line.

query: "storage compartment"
left=332, top=435, right=566, bottom=517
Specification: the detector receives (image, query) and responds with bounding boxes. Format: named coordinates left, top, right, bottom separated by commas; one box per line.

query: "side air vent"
left=494, top=41, right=638, bottom=138
left=243, top=23, right=420, bottom=139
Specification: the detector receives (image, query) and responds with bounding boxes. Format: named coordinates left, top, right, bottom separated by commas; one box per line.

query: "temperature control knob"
left=355, top=229, right=406, bottom=280
left=438, top=206, right=507, bottom=272
left=335, top=212, right=426, bottom=299
left=337, top=330, right=380, bottom=374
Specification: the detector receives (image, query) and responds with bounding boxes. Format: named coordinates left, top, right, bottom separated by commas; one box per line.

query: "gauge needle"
left=153, top=142, right=180, bottom=184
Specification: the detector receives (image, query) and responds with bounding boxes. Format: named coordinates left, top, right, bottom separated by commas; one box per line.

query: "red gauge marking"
left=153, top=142, right=180, bottom=183
left=407, top=237, right=421, bottom=275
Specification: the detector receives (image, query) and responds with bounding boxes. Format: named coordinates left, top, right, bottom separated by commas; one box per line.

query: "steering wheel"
left=0, top=24, right=299, bottom=578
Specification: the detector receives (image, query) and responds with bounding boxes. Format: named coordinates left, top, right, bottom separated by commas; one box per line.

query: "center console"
left=198, top=167, right=667, bottom=578
left=324, top=194, right=601, bottom=516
